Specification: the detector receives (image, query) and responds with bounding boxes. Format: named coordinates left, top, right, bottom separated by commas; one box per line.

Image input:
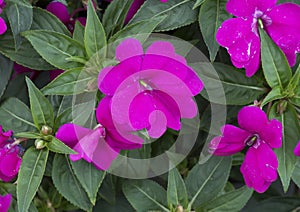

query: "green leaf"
left=290, top=88, right=300, bottom=107
left=14, top=132, right=41, bottom=139
left=73, top=21, right=85, bottom=45
left=129, top=0, right=198, bottom=32
left=193, top=0, right=207, bottom=9
left=47, top=137, right=76, bottom=154
left=0, top=54, right=13, bottom=100
left=71, top=160, right=106, bottom=204
left=261, top=86, right=285, bottom=107
left=269, top=102, right=300, bottom=192
left=109, top=15, right=167, bottom=45
left=93, top=195, right=134, bottom=212
left=292, top=159, right=300, bottom=188
left=17, top=147, right=49, bottom=212
left=243, top=197, right=300, bottom=212
left=167, top=168, right=188, bottom=208
left=52, top=154, right=93, bottom=211
left=84, top=0, right=106, bottom=59
left=26, top=77, right=54, bottom=129
left=31, top=7, right=70, bottom=36
left=6, top=2, right=33, bottom=49
left=6, top=0, right=32, bottom=8
left=259, top=27, right=292, bottom=89
left=102, top=0, right=134, bottom=38
left=197, top=186, right=253, bottom=212
left=0, top=98, right=37, bottom=133
left=22, top=30, right=86, bottom=70
left=286, top=64, right=300, bottom=106
left=185, top=156, right=232, bottom=209
left=0, top=30, right=54, bottom=70
left=123, top=180, right=169, bottom=212
left=198, top=62, right=266, bottom=105
left=41, top=68, right=96, bottom=95
left=199, top=0, right=231, bottom=61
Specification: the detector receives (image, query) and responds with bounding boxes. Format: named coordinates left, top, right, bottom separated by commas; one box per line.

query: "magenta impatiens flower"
left=0, top=194, right=12, bottom=212
left=56, top=97, right=143, bottom=170
left=294, top=141, right=300, bottom=156
left=0, top=0, right=7, bottom=35
left=0, top=126, right=22, bottom=182
left=98, top=38, right=203, bottom=138
left=216, top=0, right=300, bottom=77
left=209, top=106, right=282, bottom=193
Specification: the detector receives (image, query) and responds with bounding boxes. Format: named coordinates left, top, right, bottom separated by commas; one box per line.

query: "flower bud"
left=41, top=125, right=53, bottom=136
left=35, top=139, right=46, bottom=150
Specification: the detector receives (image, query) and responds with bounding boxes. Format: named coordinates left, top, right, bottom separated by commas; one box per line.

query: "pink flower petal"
left=146, top=41, right=187, bottom=65
left=259, top=119, right=282, bottom=148
left=265, top=3, right=300, bottom=67
left=240, top=141, right=278, bottom=193
left=294, top=141, right=300, bottom=156
left=0, top=150, right=21, bottom=178
left=0, top=17, right=7, bottom=35
left=49, top=69, right=63, bottom=81
left=125, top=0, right=146, bottom=24
left=216, top=18, right=261, bottom=77
left=238, top=106, right=268, bottom=134
left=0, top=126, right=12, bottom=147
left=226, top=0, right=277, bottom=17
left=56, top=123, right=92, bottom=148
left=116, top=38, right=144, bottom=62
left=0, top=194, right=12, bottom=212
left=46, top=2, right=70, bottom=24
left=147, top=110, right=168, bottom=138
left=209, top=125, right=250, bottom=156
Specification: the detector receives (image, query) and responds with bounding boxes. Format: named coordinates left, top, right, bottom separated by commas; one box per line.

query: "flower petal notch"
left=209, top=106, right=282, bottom=193
left=216, top=0, right=300, bottom=77
left=98, top=38, right=204, bottom=141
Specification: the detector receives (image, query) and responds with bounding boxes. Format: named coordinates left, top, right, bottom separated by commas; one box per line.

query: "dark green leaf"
left=71, top=160, right=106, bottom=204
left=193, top=0, right=207, bottom=9
left=287, top=64, right=300, bottom=106
left=73, top=21, right=85, bottom=45
left=243, top=197, right=300, bottom=212
left=0, top=98, right=37, bottom=133
left=22, top=30, right=86, bottom=70
left=259, top=27, right=292, bottom=89
left=167, top=168, right=188, bottom=208
left=93, top=195, right=134, bottom=212
left=0, top=54, right=13, bottom=100
left=6, top=2, right=33, bottom=49
left=6, top=0, right=32, bottom=8
left=26, top=78, right=54, bottom=129
left=52, top=154, right=93, bottom=211
left=197, top=186, right=253, bottom=212
left=129, top=0, right=197, bottom=32
left=31, top=7, right=70, bottom=36
left=84, top=0, right=106, bottom=59
left=41, top=68, right=96, bottom=95
left=17, top=147, right=49, bottom=212
left=109, top=15, right=167, bottom=45
left=292, top=159, right=300, bottom=188
left=123, top=180, right=169, bottom=212
left=185, top=156, right=232, bottom=209
left=269, top=102, right=300, bottom=192
left=198, top=62, right=266, bottom=105
left=47, top=137, right=76, bottom=154
left=290, top=88, right=300, bottom=107
left=102, top=0, right=134, bottom=37
left=0, top=30, right=54, bottom=70
left=199, top=0, right=231, bottom=61
left=14, top=132, right=41, bottom=139
left=261, top=86, right=285, bottom=107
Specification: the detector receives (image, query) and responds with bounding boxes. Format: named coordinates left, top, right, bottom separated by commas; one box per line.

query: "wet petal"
left=226, top=0, right=277, bottom=17
left=125, top=0, right=145, bottom=23
left=56, top=123, right=92, bottom=148
left=0, top=150, right=21, bottom=178
left=240, top=141, right=278, bottom=193
left=209, top=125, right=250, bottom=156
left=0, top=17, right=7, bottom=35
left=0, top=194, right=12, bottom=212
left=238, top=106, right=268, bottom=134
left=46, top=2, right=70, bottom=24
left=294, top=141, right=300, bottom=156
left=116, top=38, right=144, bottom=62
left=259, top=119, right=282, bottom=148
left=147, top=110, right=168, bottom=138
left=216, top=18, right=261, bottom=77
left=265, top=3, right=300, bottom=66
left=0, top=126, right=12, bottom=146
left=146, top=41, right=187, bottom=65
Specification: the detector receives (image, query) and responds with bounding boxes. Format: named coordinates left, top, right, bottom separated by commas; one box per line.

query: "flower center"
left=139, top=79, right=153, bottom=91
left=245, top=135, right=259, bottom=147
left=251, top=9, right=272, bottom=34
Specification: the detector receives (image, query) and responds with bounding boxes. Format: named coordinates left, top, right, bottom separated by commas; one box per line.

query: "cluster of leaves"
left=0, top=0, right=299, bottom=211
